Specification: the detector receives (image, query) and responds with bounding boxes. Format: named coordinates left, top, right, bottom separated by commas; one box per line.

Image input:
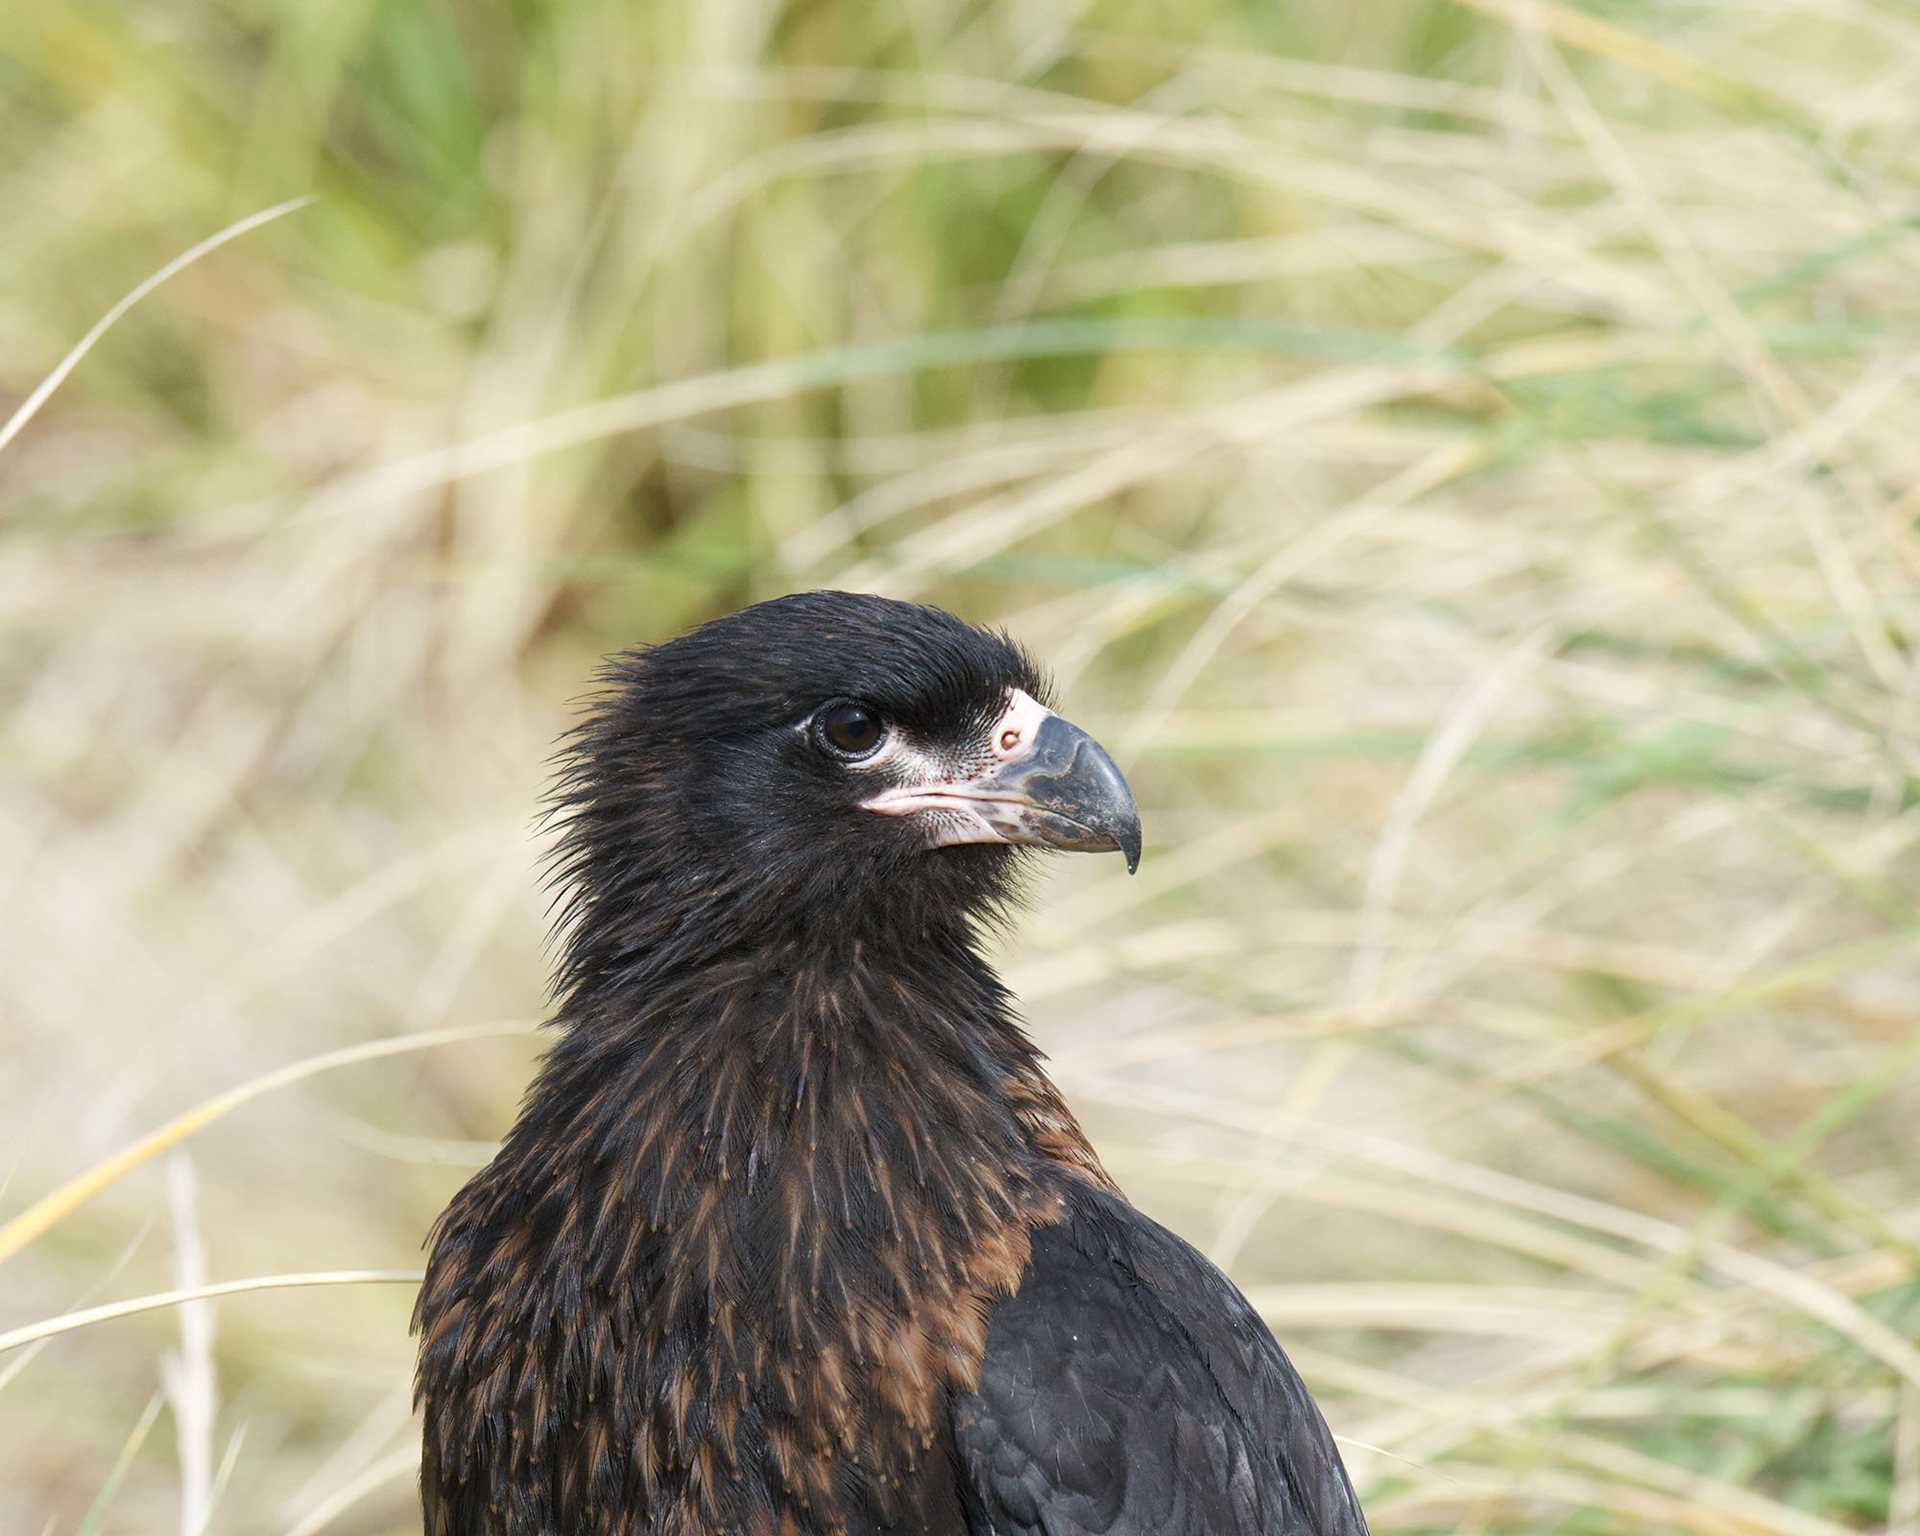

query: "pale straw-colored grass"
left=5, top=2, right=1919, bottom=1530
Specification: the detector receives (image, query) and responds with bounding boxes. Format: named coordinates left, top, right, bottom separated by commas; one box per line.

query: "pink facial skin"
left=861, top=690, right=1141, bottom=871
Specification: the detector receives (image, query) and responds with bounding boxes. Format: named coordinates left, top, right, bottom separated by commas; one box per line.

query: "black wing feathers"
left=953, top=1187, right=1367, bottom=1536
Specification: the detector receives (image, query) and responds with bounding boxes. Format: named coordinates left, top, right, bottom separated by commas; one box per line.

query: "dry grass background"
left=6, top=0, right=1920, bottom=1531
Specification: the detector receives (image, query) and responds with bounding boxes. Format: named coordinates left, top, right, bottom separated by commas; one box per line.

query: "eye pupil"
left=819, top=702, right=883, bottom=757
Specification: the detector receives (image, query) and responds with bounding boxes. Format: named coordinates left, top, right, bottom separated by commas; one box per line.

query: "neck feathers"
left=416, top=938, right=1107, bottom=1535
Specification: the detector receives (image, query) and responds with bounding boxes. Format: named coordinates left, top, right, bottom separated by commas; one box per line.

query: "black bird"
left=414, top=591, right=1368, bottom=1536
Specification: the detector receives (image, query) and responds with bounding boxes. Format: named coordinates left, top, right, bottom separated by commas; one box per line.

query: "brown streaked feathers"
left=413, top=592, right=1367, bottom=1536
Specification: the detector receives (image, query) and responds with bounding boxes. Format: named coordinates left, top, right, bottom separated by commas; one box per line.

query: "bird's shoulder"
left=952, top=1181, right=1368, bottom=1536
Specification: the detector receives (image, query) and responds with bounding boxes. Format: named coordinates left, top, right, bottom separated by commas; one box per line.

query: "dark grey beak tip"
left=1021, top=715, right=1144, bottom=874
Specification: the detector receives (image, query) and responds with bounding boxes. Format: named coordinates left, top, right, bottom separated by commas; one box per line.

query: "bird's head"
left=549, top=591, right=1140, bottom=999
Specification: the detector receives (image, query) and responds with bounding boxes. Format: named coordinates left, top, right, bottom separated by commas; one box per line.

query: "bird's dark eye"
left=814, top=701, right=886, bottom=760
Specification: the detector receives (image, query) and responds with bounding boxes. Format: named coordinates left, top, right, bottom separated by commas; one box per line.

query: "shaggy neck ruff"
left=417, top=885, right=1105, bottom=1535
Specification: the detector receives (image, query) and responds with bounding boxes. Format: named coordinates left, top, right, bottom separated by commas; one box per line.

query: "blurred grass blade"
left=0, top=1021, right=531, bottom=1266
left=0, top=195, right=315, bottom=458
left=1447, top=0, right=1784, bottom=117
left=205, top=1423, right=249, bottom=1536
left=162, top=1153, right=215, bottom=1536
left=294, top=320, right=1455, bottom=531
left=283, top=1445, right=422, bottom=1536
left=0, top=1272, right=423, bottom=1356
left=74, top=1393, right=163, bottom=1536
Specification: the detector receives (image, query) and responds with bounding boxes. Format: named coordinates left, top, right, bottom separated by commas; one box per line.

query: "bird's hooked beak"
left=862, top=689, right=1143, bottom=873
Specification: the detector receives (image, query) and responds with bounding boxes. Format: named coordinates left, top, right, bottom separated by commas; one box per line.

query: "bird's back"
left=953, top=1181, right=1368, bottom=1536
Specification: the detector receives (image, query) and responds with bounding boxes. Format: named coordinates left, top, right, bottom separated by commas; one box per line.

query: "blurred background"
left=6, top=1, right=1920, bottom=1531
